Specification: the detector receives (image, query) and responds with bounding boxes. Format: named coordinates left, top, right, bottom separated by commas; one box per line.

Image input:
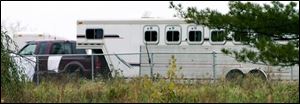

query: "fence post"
left=36, top=55, right=39, bottom=85
left=290, top=66, right=293, bottom=81
left=139, top=46, right=141, bottom=77
left=91, top=54, right=94, bottom=81
left=212, top=51, right=216, bottom=83
left=150, top=53, right=154, bottom=80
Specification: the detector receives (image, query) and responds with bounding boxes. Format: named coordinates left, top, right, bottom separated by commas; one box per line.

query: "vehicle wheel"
left=64, top=64, right=84, bottom=80
left=247, top=70, right=267, bottom=81
left=225, top=69, right=245, bottom=83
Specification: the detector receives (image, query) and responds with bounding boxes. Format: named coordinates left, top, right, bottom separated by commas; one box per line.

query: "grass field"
left=1, top=75, right=299, bottom=103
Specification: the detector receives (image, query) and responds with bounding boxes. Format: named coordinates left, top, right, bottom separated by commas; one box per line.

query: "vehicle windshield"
left=19, top=44, right=37, bottom=55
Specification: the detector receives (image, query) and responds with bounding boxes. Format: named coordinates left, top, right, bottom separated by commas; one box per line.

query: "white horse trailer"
left=76, top=18, right=299, bottom=80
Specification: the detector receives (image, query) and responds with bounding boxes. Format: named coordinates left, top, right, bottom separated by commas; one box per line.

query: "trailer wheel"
left=247, top=69, right=267, bottom=81
left=225, top=69, right=245, bottom=82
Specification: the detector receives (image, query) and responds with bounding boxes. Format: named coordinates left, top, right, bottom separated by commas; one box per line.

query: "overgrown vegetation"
left=2, top=73, right=298, bottom=103
left=1, top=55, right=299, bottom=103
left=1, top=27, right=26, bottom=102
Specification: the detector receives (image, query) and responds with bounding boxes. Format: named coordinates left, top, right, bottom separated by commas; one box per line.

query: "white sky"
left=1, top=1, right=298, bottom=40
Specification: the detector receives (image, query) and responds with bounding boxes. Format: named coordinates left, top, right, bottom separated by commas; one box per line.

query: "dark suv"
left=18, top=40, right=111, bottom=81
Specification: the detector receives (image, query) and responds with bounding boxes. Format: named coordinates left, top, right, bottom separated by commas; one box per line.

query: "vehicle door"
left=17, top=43, right=38, bottom=81
left=36, top=42, right=49, bottom=72
left=57, top=42, right=90, bottom=76
left=48, top=42, right=66, bottom=73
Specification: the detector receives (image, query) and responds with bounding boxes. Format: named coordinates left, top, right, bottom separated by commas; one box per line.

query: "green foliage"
left=1, top=76, right=298, bottom=103
left=1, top=27, right=26, bottom=102
left=167, top=55, right=182, bottom=81
left=170, top=1, right=299, bottom=66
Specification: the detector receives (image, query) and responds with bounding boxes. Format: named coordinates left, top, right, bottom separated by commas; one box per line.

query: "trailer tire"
left=247, top=69, right=267, bottom=81
left=225, top=69, right=245, bottom=82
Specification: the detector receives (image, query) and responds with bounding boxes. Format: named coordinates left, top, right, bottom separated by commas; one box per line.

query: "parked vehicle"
left=75, top=18, right=299, bottom=80
left=16, top=40, right=111, bottom=81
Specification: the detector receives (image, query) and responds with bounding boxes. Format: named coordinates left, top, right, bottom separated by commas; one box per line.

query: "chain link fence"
left=13, top=52, right=299, bottom=85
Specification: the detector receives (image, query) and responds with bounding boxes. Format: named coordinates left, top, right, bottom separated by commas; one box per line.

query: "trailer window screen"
left=86, top=29, right=103, bottom=39
left=233, top=32, right=249, bottom=42
left=211, top=30, right=226, bottom=42
left=189, top=31, right=202, bottom=42
left=145, top=31, right=157, bottom=42
left=166, top=31, right=180, bottom=42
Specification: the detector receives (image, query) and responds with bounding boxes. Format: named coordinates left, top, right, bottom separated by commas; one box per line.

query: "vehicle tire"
left=247, top=70, right=267, bottom=81
left=225, top=69, right=245, bottom=83
left=63, top=64, right=84, bottom=80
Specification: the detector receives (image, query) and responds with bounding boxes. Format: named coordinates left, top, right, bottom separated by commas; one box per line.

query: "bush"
left=1, top=28, right=26, bottom=102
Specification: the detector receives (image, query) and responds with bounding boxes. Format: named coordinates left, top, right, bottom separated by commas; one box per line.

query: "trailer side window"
left=211, top=30, right=226, bottom=42
left=166, top=31, right=180, bottom=42
left=145, top=31, right=157, bottom=42
left=232, top=32, right=249, bottom=42
left=86, top=29, right=103, bottom=39
left=189, top=31, right=202, bottom=42
left=144, top=25, right=159, bottom=44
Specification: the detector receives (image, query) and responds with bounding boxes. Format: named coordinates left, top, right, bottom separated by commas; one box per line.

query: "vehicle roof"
left=77, top=18, right=187, bottom=25
left=26, top=40, right=76, bottom=44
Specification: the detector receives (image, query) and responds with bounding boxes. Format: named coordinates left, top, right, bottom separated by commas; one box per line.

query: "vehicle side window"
left=75, top=49, right=86, bottom=54
left=71, top=42, right=86, bottom=54
left=86, top=29, right=103, bottom=39
left=189, top=31, right=202, bottom=42
left=232, top=32, right=249, bottom=42
left=50, top=42, right=73, bottom=54
left=145, top=31, right=158, bottom=42
left=166, top=31, right=180, bottom=41
left=165, top=25, right=181, bottom=44
left=38, top=42, right=48, bottom=54
left=143, top=25, right=159, bottom=44
left=19, top=44, right=37, bottom=55
left=50, top=43, right=64, bottom=54
left=211, top=30, right=226, bottom=42
left=63, top=43, right=72, bottom=54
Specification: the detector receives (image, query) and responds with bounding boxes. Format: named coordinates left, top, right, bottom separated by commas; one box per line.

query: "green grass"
left=1, top=76, right=299, bottom=103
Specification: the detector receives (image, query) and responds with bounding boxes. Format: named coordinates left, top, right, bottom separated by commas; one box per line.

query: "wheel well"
left=248, top=69, right=267, bottom=80
left=62, top=61, right=85, bottom=73
left=225, top=69, right=245, bottom=79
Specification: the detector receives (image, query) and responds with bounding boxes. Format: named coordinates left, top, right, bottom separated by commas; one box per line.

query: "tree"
left=1, top=20, right=27, bottom=52
left=1, top=21, right=28, bottom=102
left=1, top=26, right=26, bottom=102
left=169, top=1, right=299, bottom=66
